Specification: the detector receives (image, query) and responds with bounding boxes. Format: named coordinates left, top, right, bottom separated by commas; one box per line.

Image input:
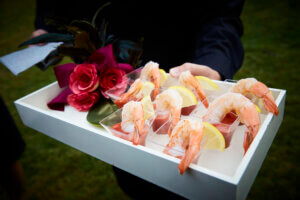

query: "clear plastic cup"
left=203, top=111, right=240, bottom=148
left=104, top=67, right=143, bottom=104
left=146, top=115, right=207, bottom=164
left=100, top=107, right=155, bottom=146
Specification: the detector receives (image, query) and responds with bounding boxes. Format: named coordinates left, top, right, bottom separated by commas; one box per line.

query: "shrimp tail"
left=201, top=97, right=209, bottom=108
left=153, top=88, right=160, bottom=99
left=251, top=82, right=279, bottom=116
left=263, top=93, right=279, bottom=116
left=168, top=108, right=181, bottom=137
left=178, top=130, right=202, bottom=174
left=132, top=123, right=140, bottom=145
left=193, top=77, right=209, bottom=108
left=115, top=94, right=129, bottom=108
left=243, top=124, right=260, bottom=154
left=178, top=145, right=199, bottom=174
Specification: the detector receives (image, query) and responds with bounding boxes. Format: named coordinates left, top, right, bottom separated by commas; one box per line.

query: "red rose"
left=99, top=68, right=128, bottom=98
left=69, top=64, right=99, bottom=94
left=67, top=92, right=100, bottom=111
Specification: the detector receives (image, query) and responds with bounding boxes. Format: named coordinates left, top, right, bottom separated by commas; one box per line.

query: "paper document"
left=0, top=42, right=62, bottom=75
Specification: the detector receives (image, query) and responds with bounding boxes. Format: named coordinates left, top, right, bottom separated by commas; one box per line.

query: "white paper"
left=0, top=42, right=62, bottom=75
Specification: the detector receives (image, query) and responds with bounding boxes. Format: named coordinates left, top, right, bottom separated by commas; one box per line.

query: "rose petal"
left=88, top=44, right=118, bottom=71
left=54, top=63, right=76, bottom=88
left=67, top=91, right=100, bottom=111
left=69, top=64, right=99, bottom=94
left=117, top=63, right=134, bottom=73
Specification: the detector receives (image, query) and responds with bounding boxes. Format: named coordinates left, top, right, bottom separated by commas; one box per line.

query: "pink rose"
left=69, top=64, right=99, bottom=94
left=99, top=68, right=128, bottom=98
left=67, top=92, right=100, bottom=111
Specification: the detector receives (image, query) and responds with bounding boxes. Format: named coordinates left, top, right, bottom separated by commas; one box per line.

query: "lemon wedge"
left=195, top=76, right=219, bottom=91
left=136, top=81, right=155, bottom=98
left=168, top=85, right=197, bottom=107
left=141, top=95, right=155, bottom=120
left=159, top=69, right=168, bottom=86
left=255, top=104, right=261, bottom=113
left=202, top=122, right=225, bottom=151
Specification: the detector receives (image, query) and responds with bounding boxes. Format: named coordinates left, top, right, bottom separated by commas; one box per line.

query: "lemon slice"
left=196, top=76, right=219, bottom=91
left=255, top=104, right=261, bottom=113
left=202, top=122, right=225, bottom=151
left=159, top=69, right=168, bottom=86
left=141, top=95, right=155, bottom=120
left=168, top=85, right=197, bottom=107
left=136, top=81, right=155, bottom=98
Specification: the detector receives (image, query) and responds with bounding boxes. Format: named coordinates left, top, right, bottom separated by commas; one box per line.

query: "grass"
left=0, top=0, right=299, bottom=199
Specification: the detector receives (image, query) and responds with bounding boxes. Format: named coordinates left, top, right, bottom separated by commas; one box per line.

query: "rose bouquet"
left=19, top=3, right=143, bottom=125
left=48, top=44, right=132, bottom=111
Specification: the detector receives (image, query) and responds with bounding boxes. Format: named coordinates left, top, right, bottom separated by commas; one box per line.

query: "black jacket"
left=35, top=0, right=245, bottom=79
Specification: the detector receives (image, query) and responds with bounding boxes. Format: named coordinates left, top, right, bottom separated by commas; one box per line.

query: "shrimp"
left=164, top=119, right=204, bottom=174
left=231, top=78, right=279, bottom=115
left=121, top=101, right=144, bottom=145
left=203, top=92, right=260, bottom=154
left=155, top=89, right=182, bottom=136
left=140, top=61, right=160, bottom=98
left=115, top=79, right=143, bottom=108
left=179, top=71, right=209, bottom=108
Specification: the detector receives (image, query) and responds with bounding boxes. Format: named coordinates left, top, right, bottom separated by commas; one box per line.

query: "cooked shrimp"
left=155, top=89, right=182, bottom=136
left=164, top=119, right=204, bottom=174
left=140, top=61, right=160, bottom=98
left=179, top=71, right=209, bottom=108
left=231, top=78, right=279, bottom=115
left=203, top=92, right=260, bottom=154
left=115, top=79, right=143, bottom=108
left=121, top=101, right=144, bottom=145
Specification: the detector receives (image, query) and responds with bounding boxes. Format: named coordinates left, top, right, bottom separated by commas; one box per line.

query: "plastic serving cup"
left=100, top=107, right=155, bottom=146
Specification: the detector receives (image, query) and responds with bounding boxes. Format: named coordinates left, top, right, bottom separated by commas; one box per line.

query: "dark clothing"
left=113, top=167, right=186, bottom=200
left=35, top=0, right=245, bottom=80
left=0, top=97, right=25, bottom=171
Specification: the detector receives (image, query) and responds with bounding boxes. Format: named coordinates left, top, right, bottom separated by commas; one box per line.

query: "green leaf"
left=91, top=2, right=112, bottom=27
left=87, top=98, right=118, bottom=127
left=19, top=33, right=74, bottom=47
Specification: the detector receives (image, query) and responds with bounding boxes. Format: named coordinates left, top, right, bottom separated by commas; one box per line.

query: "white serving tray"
left=15, top=81, right=286, bottom=200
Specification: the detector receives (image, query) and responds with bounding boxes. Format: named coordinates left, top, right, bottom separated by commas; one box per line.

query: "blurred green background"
left=0, top=0, right=299, bottom=199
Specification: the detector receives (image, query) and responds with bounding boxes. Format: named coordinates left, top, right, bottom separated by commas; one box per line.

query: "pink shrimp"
left=203, top=92, right=261, bottom=154
left=121, top=101, right=145, bottom=145
left=115, top=79, right=143, bottom=108
left=231, top=78, right=279, bottom=115
left=155, top=89, right=182, bottom=136
left=140, top=61, right=161, bottom=99
left=164, top=119, right=204, bottom=174
left=179, top=71, right=209, bottom=108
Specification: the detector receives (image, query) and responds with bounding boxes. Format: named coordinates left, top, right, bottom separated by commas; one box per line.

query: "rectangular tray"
left=15, top=80, right=286, bottom=200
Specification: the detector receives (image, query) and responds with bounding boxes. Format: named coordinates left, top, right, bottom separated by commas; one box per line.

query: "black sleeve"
left=34, top=0, right=48, bottom=30
left=193, top=0, right=245, bottom=80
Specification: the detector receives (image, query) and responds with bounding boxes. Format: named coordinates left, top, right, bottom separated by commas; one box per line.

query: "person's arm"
left=170, top=0, right=245, bottom=80
left=193, top=17, right=244, bottom=80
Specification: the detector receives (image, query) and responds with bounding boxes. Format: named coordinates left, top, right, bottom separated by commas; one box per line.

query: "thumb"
left=169, top=63, right=221, bottom=80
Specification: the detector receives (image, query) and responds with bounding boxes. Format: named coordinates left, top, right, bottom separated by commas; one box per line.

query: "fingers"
left=29, top=29, right=48, bottom=47
left=169, top=62, right=221, bottom=80
left=31, top=29, right=48, bottom=38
